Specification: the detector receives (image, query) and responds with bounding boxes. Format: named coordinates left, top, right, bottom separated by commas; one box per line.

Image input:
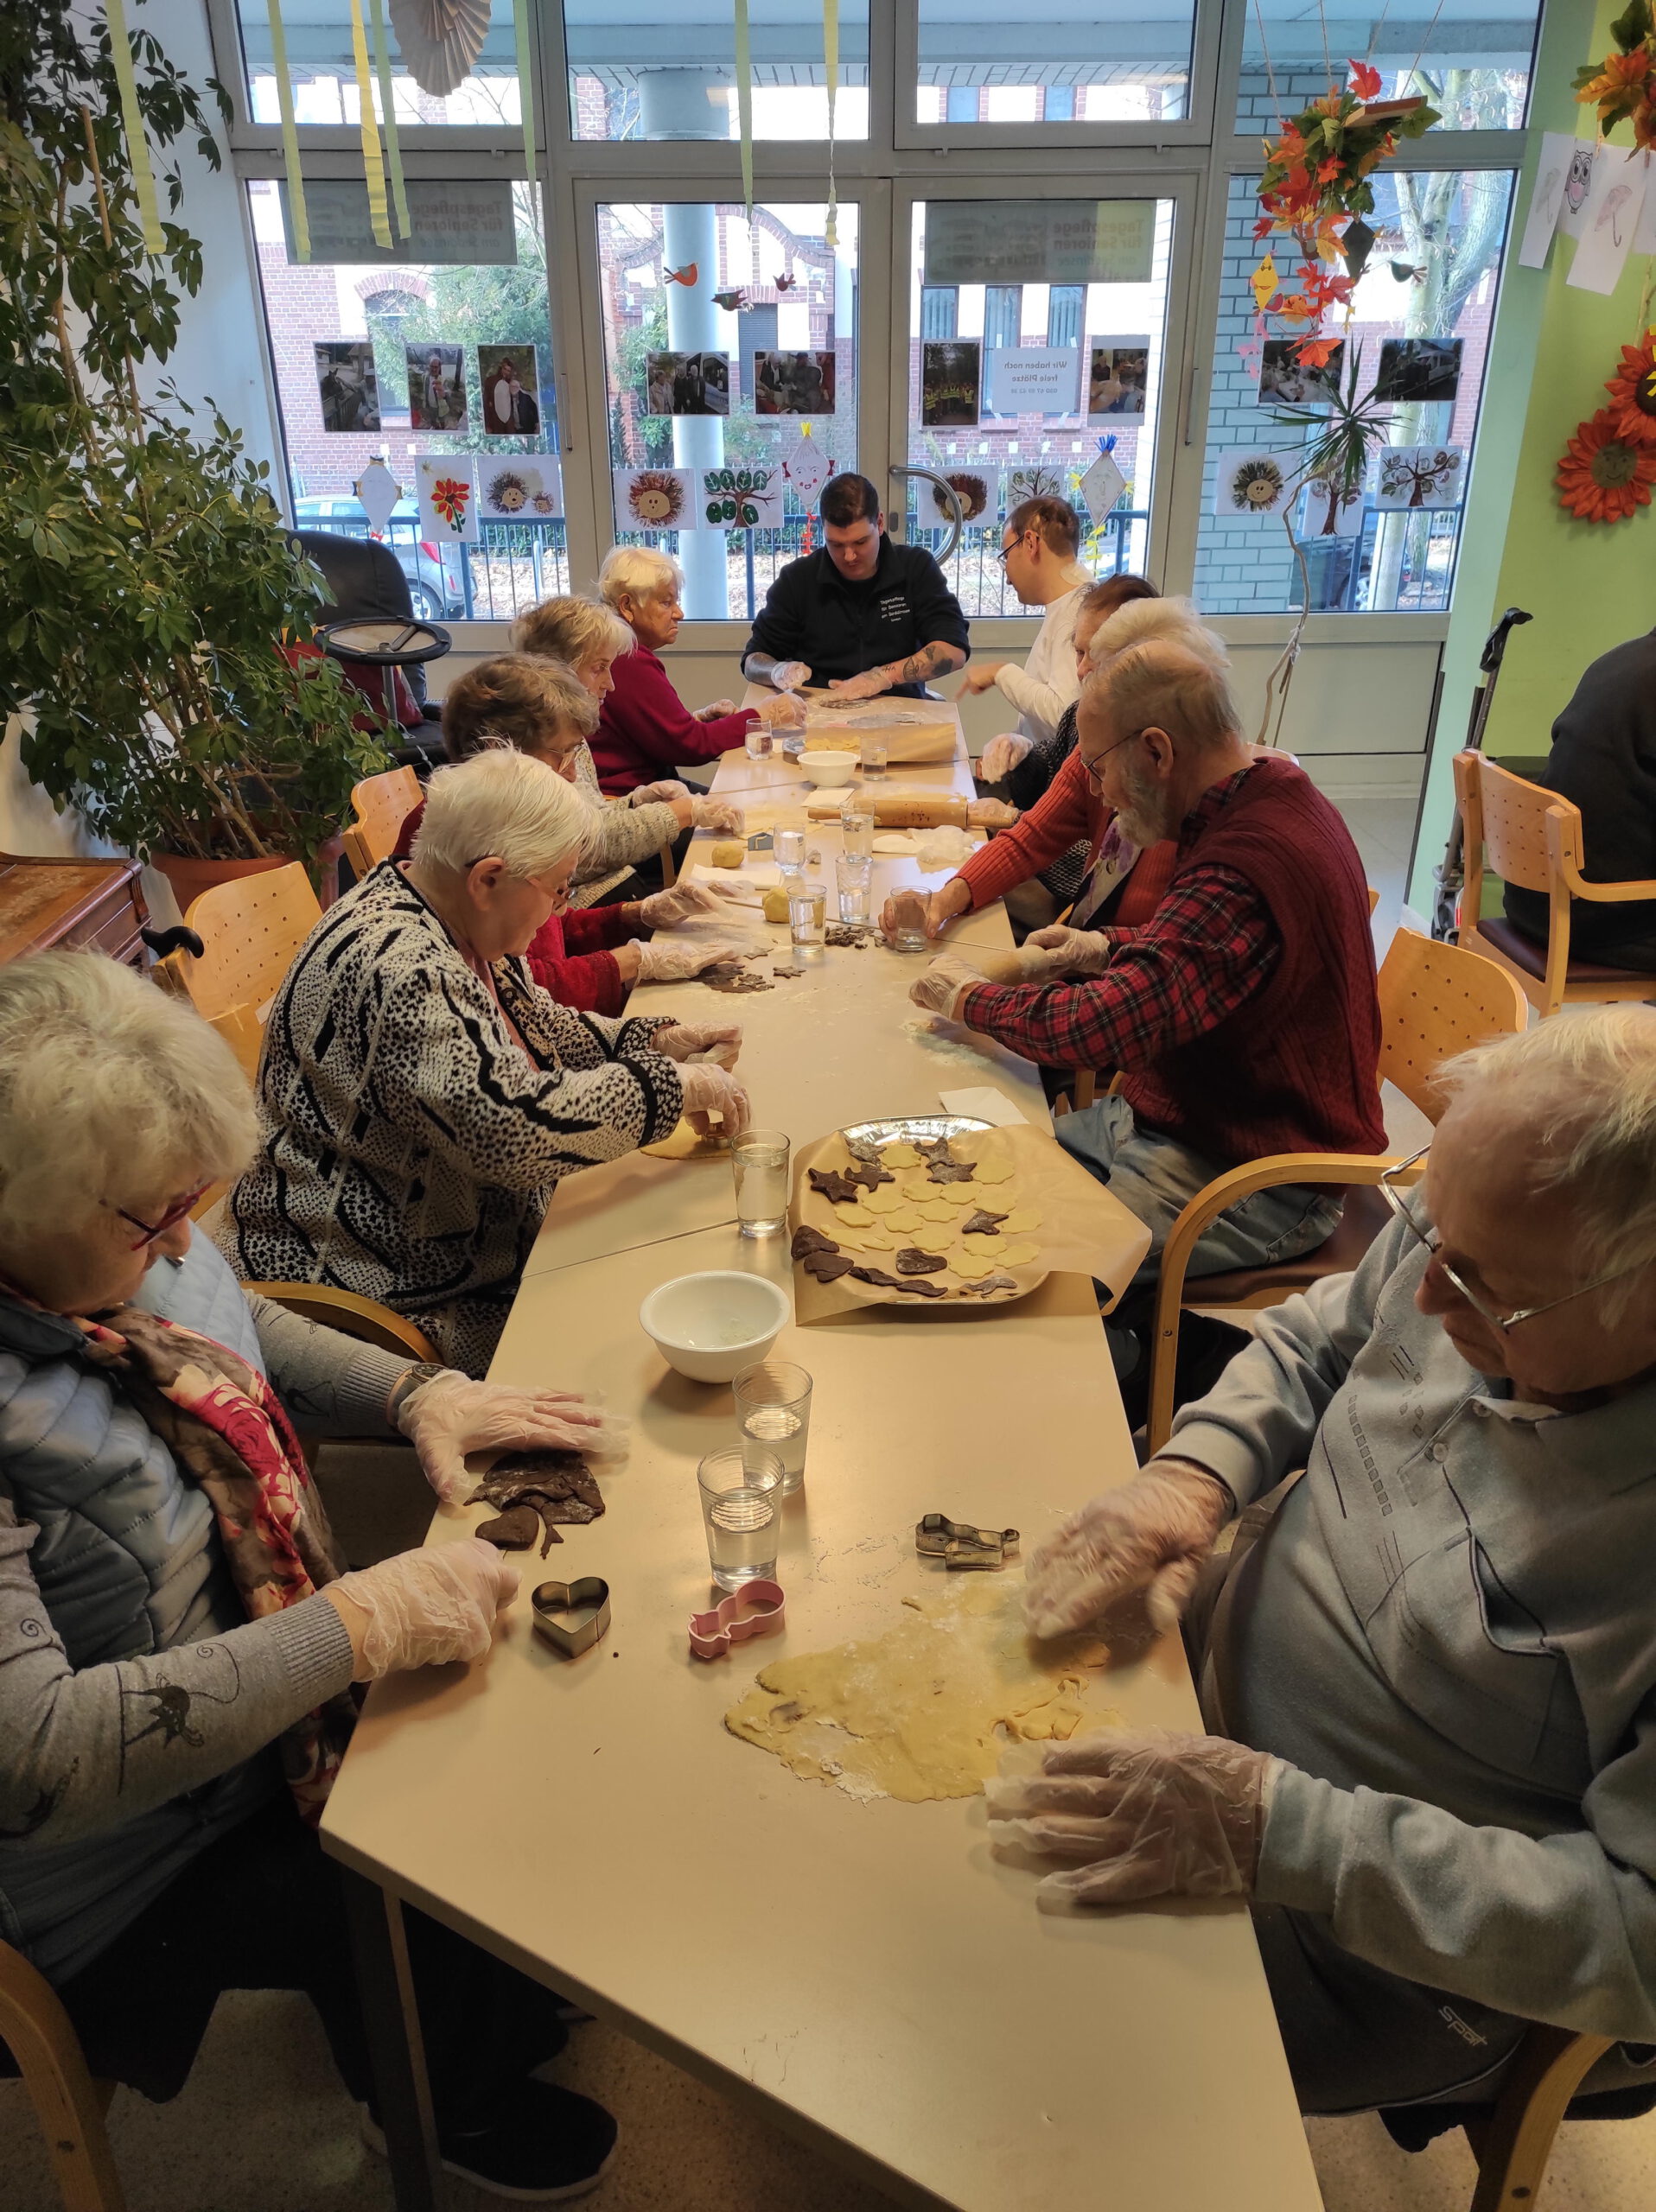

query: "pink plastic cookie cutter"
left=688, top=1579, right=786, bottom=1661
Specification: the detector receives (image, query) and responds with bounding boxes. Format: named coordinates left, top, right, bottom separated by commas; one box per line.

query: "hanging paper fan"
left=387, top=0, right=490, bottom=97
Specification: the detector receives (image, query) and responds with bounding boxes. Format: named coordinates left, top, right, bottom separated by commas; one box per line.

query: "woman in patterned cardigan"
left=222, top=750, right=752, bottom=1374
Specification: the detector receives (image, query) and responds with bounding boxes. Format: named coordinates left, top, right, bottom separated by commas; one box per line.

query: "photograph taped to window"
left=754, top=352, right=837, bottom=415
left=407, top=343, right=468, bottom=430
left=646, top=351, right=731, bottom=416
left=478, top=345, right=544, bottom=435
left=921, top=341, right=982, bottom=426
left=1087, top=341, right=1150, bottom=421
left=314, top=341, right=381, bottom=433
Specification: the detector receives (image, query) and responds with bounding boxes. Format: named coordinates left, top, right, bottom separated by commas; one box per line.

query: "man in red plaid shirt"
left=901, top=639, right=1385, bottom=1304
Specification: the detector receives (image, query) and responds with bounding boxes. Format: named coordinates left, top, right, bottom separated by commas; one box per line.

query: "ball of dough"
left=710, top=841, right=746, bottom=869
left=761, top=886, right=793, bottom=925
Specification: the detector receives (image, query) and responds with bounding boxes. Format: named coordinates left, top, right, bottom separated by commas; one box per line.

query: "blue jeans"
left=1055, top=1095, right=1343, bottom=1290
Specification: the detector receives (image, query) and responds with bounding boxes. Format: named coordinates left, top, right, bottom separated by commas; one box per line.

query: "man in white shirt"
left=959, top=495, right=1091, bottom=767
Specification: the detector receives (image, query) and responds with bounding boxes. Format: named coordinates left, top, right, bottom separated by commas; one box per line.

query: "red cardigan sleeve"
left=590, top=647, right=756, bottom=793
left=956, top=750, right=1103, bottom=911
left=523, top=911, right=628, bottom=1017
left=560, top=903, right=647, bottom=954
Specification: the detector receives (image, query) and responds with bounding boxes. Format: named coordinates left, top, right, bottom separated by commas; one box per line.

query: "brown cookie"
left=850, top=1265, right=902, bottom=1288
left=894, top=1246, right=946, bottom=1274
left=961, top=1208, right=1008, bottom=1238
left=926, top=1160, right=978, bottom=1184
left=476, top=1504, right=542, bottom=1551
left=803, top=1249, right=857, bottom=1282
left=898, top=1279, right=948, bottom=1298
left=791, top=1224, right=838, bottom=1259
left=807, top=1166, right=863, bottom=1205
left=848, top=1160, right=895, bottom=1191
left=961, top=1272, right=1019, bottom=1298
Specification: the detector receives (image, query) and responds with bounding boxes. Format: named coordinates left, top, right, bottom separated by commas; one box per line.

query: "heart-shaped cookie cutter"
left=688, top=1579, right=786, bottom=1661
left=915, top=1513, right=1020, bottom=1571
left=532, top=1576, right=611, bottom=1658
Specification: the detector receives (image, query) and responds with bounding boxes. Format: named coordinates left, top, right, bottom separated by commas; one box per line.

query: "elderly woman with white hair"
left=223, top=748, right=750, bottom=1375
left=1005, top=1007, right=1656, bottom=2121
left=0, top=950, right=625, bottom=2196
left=592, top=546, right=802, bottom=796
left=510, top=594, right=745, bottom=904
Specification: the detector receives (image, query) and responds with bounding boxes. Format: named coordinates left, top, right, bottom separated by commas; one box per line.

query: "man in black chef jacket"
left=1502, top=625, right=1656, bottom=968
left=742, top=473, right=971, bottom=702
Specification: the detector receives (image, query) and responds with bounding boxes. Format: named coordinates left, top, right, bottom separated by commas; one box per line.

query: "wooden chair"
left=244, top=1282, right=436, bottom=1362
left=0, top=1942, right=124, bottom=2211
left=1144, top=929, right=1528, bottom=1452
left=341, top=766, right=423, bottom=879
left=1453, top=749, right=1656, bottom=1018
left=1463, top=2025, right=1618, bottom=2212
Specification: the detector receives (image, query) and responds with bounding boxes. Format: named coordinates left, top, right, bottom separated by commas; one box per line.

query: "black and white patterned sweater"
left=220, top=861, right=683, bottom=1375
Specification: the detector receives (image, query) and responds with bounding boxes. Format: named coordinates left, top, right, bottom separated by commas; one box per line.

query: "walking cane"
left=1430, top=607, right=1532, bottom=941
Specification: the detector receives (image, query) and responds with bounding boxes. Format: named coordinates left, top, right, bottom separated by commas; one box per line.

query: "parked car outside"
left=291, top=494, right=465, bottom=620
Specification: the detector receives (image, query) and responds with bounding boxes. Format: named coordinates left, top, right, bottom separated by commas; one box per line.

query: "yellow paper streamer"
left=103, top=0, right=163, bottom=255
left=265, top=0, right=310, bottom=263
left=367, top=0, right=411, bottom=239
left=823, top=0, right=838, bottom=248
left=513, top=0, right=538, bottom=188
left=734, top=0, right=754, bottom=219
left=347, top=0, right=392, bottom=250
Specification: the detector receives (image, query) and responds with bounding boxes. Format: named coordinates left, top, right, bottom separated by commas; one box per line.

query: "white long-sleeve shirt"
left=991, top=578, right=1089, bottom=747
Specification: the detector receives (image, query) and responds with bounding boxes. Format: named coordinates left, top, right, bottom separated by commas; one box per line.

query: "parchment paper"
left=799, top=695, right=960, bottom=765
left=789, top=1121, right=1151, bottom=1321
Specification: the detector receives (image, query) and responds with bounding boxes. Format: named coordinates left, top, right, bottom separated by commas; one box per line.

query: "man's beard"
left=1112, top=751, right=1172, bottom=850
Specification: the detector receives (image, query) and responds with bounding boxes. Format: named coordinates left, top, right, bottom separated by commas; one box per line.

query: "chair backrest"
left=1464, top=754, right=1569, bottom=897
left=180, top=863, right=321, bottom=1023
left=346, top=766, right=423, bottom=874
left=1377, top=928, right=1529, bottom=1122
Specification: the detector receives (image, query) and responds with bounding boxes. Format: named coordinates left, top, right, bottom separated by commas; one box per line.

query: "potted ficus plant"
left=0, top=3, right=387, bottom=905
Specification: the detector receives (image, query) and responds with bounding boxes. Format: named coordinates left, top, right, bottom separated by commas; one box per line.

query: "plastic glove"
left=984, top=1727, right=1283, bottom=1904
left=880, top=879, right=971, bottom=944
left=325, top=1540, right=519, bottom=1681
left=1022, top=1459, right=1232, bottom=1639
left=678, top=1062, right=752, bottom=1136
left=966, top=797, right=1020, bottom=830
left=908, top=952, right=986, bottom=1022
left=979, top=733, right=1033, bottom=782
left=637, top=879, right=733, bottom=928
left=629, top=779, right=691, bottom=807
left=826, top=668, right=890, bottom=702
left=649, top=1020, right=743, bottom=1065
left=632, top=936, right=752, bottom=983
left=693, top=698, right=738, bottom=721
left=396, top=1370, right=620, bottom=1503
left=690, top=796, right=747, bottom=835
left=760, top=693, right=806, bottom=730
left=768, top=659, right=811, bottom=692
left=1022, top=922, right=1115, bottom=981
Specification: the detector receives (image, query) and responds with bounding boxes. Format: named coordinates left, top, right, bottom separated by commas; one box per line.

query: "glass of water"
left=732, top=1126, right=790, bottom=1237
left=889, top=887, right=929, bottom=952
left=698, top=1446, right=782, bottom=1590
left=788, top=884, right=826, bottom=949
left=835, top=853, right=872, bottom=924
left=735, top=1361, right=813, bottom=1495
left=745, top=721, right=773, bottom=760
left=860, top=736, right=888, bottom=777
left=841, top=805, right=875, bottom=861
left=775, top=825, right=806, bottom=874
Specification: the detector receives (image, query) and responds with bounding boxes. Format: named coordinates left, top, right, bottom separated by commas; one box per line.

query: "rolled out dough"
left=724, top=1581, right=1110, bottom=1803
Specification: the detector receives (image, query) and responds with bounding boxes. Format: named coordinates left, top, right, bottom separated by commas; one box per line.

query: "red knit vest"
left=1119, top=756, right=1385, bottom=1161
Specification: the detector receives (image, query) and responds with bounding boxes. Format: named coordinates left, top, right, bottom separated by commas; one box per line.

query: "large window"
left=915, top=0, right=1195, bottom=127
left=1193, top=170, right=1512, bottom=616
left=1236, top=0, right=1539, bottom=134
left=237, top=0, right=525, bottom=127
left=568, top=0, right=869, bottom=140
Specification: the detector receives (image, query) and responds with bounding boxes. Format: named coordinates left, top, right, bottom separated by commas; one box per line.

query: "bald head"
left=1074, top=635, right=1251, bottom=850
left=1081, top=638, right=1241, bottom=753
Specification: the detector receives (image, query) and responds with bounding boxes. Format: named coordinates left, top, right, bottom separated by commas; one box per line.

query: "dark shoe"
left=363, top=2080, right=618, bottom=2202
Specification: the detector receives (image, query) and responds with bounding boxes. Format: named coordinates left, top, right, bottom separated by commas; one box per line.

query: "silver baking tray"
left=839, top=1115, right=994, bottom=1152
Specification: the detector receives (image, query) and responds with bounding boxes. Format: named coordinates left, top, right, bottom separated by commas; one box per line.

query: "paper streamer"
left=513, top=0, right=538, bottom=188
left=734, top=0, right=754, bottom=219
left=265, top=0, right=310, bottom=263
left=823, top=0, right=838, bottom=247
left=347, top=0, right=392, bottom=249
left=103, top=0, right=163, bottom=255
left=367, top=0, right=411, bottom=238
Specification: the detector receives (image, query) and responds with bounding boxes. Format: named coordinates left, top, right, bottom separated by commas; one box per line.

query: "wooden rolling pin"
left=805, top=791, right=970, bottom=828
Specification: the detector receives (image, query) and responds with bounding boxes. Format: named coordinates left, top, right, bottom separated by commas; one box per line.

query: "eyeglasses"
left=108, top=1185, right=208, bottom=1250
left=995, top=531, right=1035, bottom=569
left=1080, top=729, right=1146, bottom=791
left=1379, top=1146, right=1645, bottom=1332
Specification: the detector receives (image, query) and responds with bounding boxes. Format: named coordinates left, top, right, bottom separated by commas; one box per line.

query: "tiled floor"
left=11, top=767, right=1649, bottom=2212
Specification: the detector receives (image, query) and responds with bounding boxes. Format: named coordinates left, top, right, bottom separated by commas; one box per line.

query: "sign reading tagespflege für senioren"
left=922, top=200, right=1156, bottom=289
left=277, top=179, right=519, bottom=266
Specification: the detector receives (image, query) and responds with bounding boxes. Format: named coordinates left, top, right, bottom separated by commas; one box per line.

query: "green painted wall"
left=1406, top=0, right=1653, bottom=915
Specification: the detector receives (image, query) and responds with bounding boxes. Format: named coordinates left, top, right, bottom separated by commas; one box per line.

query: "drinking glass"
left=860, top=737, right=888, bottom=777
left=835, top=853, right=872, bottom=925
left=775, top=826, right=806, bottom=874
left=732, top=1126, right=790, bottom=1237
left=788, top=884, right=826, bottom=949
left=841, top=805, right=876, bottom=861
left=697, top=1446, right=782, bottom=1590
left=745, top=722, right=773, bottom=760
left=735, top=1362, right=813, bottom=1495
left=889, top=887, right=928, bottom=952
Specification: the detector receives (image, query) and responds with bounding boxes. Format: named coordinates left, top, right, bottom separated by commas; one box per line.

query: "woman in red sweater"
left=591, top=547, right=802, bottom=794
left=394, top=655, right=748, bottom=1015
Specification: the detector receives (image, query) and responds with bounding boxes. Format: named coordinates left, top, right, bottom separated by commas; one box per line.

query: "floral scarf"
left=78, top=1306, right=358, bottom=1822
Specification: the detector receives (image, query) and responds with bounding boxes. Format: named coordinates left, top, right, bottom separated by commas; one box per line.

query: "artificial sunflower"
left=1604, top=330, right=1656, bottom=445
left=1556, top=407, right=1656, bottom=522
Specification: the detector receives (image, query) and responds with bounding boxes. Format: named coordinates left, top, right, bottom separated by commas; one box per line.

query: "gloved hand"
left=678, top=1062, right=752, bottom=1136
left=978, top=733, right=1033, bottom=782
left=323, top=1540, right=519, bottom=1681
left=691, top=796, right=747, bottom=835
left=826, top=667, right=891, bottom=702
left=629, top=779, right=691, bottom=807
left=637, top=879, right=736, bottom=928
left=769, top=659, right=811, bottom=692
left=880, top=878, right=971, bottom=944
left=760, top=693, right=806, bottom=729
left=908, top=952, right=987, bottom=1021
left=395, top=1370, right=621, bottom=1503
left=1022, top=1459, right=1232, bottom=1638
left=693, top=699, right=738, bottom=721
left=649, top=1020, right=742, bottom=1065
left=984, top=1727, right=1283, bottom=1904
left=966, top=798, right=1020, bottom=830
left=1022, top=922, right=1115, bottom=981
left=632, top=936, right=752, bottom=983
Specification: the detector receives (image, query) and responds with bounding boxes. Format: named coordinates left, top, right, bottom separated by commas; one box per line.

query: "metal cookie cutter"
left=915, top=1513, right=1020, bottom=1572
left=532, top=1577, right=611, bottom=1658
left=688, top=1579, right=786, bottom=1661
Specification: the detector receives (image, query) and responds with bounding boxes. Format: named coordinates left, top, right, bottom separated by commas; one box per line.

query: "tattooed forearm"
left=888, top=641, right=966, bottom=685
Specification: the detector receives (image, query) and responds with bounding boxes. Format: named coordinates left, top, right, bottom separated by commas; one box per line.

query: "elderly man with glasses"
left=999, top=1009, right=1656, bottom=2118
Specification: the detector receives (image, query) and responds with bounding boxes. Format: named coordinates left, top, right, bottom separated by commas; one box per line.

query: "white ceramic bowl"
left=638, top=1270, right=791, bottom=1383
left=798, top=749, right=857, bottom=788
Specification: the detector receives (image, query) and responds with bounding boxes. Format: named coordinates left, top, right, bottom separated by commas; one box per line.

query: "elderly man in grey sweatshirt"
left=999, top=1006, right=1656, bottom=2115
